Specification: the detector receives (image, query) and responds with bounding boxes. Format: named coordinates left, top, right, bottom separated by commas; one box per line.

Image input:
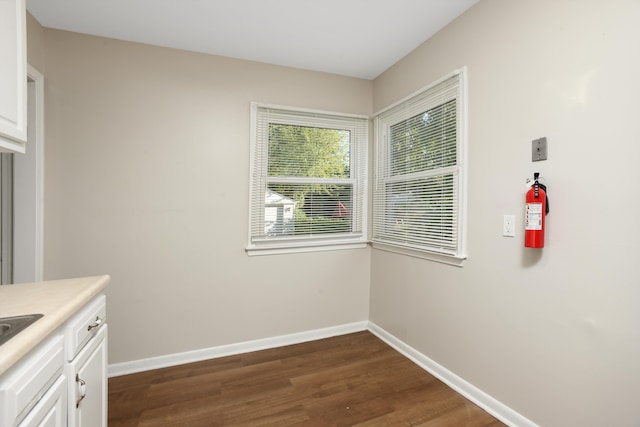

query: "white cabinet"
left=67, top=327, right=106, bottom=427
left=65, top=296, right=107, bottom=427
left=0, top=0, right=27, bottom=152
left=0, top=334, right=66, bottom=426
left=19, top=375, right=67, bottom=427
left=0, top=294, right=108, bottom=426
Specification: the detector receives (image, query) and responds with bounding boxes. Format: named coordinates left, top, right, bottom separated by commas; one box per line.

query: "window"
left=372, top=69, right=467, bottom=265
left=247, top=103, right=368, bottom=255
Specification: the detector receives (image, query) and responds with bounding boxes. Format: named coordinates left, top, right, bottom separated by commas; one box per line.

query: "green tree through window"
left=268, top=124, right=352, bottom=235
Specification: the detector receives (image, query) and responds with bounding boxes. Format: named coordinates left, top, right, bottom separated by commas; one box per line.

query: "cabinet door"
left=0, top=0, right=27, bottom=151
left=0, top=335, right=64, bottom=427
left=18, top=375, right=67, bottom=427
left=69, top=326, right=107, bottom=427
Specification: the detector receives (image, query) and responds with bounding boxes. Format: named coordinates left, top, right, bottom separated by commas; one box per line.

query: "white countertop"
left=0, top=275, right=110, bottom=376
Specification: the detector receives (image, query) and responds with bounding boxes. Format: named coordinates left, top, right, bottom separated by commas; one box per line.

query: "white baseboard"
left=108, top=321, right=368, bottom=378
left=367, top=322, right=538, bottom=427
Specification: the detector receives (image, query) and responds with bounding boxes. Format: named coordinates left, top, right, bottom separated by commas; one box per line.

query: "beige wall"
left=39, top=29, right=372, bottom=363
left=26, top=13, right=44, bottom=72
left=371, top=1, right=640, bottom=426
left=27, top=0, right=640, bottom=425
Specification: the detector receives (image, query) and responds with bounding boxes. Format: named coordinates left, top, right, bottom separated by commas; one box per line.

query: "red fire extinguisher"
left=525, top=173, right=549, bottom=248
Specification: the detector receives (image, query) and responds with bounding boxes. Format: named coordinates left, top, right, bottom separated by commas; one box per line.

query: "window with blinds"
left=372, top=69, right=467, bottom=264
left=247, top=103, right=368, bottom=255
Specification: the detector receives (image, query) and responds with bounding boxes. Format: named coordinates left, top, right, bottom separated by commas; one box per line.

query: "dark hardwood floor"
left=108, top=331, right=505, bottom=426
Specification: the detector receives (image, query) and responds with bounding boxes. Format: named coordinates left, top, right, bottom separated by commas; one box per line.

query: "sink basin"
left=0, top=314, right=44, bottom=346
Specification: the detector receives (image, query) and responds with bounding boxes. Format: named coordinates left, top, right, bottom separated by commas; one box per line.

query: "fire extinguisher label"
left=525, top=202, right=543, bottom=230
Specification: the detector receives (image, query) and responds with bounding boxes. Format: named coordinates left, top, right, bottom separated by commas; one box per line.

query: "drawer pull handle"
left=76, top=374, right=86, bottom=408
left=87, top=316, right=103, bottom=331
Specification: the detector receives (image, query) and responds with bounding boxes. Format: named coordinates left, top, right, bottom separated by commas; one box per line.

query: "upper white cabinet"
left=0, top=0, right=27, bottom=153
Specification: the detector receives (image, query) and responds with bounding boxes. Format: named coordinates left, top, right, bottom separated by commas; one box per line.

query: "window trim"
left=371, top=68, right=468, bottom=266
left=246, top=102, right=369, bottom=256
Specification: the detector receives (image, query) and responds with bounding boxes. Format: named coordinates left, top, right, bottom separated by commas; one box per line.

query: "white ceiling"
left=26, top=0, right=478, bottom=80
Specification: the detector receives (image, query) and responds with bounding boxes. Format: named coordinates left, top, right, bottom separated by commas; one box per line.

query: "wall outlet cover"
left=503, top=215, right=516, bottom=237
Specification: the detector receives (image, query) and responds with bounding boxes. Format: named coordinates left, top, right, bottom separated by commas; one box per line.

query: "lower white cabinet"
left=19, top=375, right=67, bottom=427
left=0, top=294, right=107, bottom=426
left=65, top=325, right=107, bottom=427
left=0, top=334, right=64, bottom=426
left=64, top=295, right=107, bottom=427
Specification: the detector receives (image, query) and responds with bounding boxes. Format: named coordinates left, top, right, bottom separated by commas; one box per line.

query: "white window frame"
left=372, top=68, right=468, bottom=266
left=247, top=102, right=368, bottom=256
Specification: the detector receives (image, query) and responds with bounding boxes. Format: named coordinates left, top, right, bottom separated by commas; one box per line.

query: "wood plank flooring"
left=108, top=331, right=505, bottom=426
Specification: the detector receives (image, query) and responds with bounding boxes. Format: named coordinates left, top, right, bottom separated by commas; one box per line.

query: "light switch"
left=532, top=137, right=548, bottom=162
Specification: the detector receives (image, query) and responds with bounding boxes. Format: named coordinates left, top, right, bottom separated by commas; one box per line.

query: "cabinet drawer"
left=0, top=334, right=64, bottom=426
left=65, top=295, right=106, bottom=361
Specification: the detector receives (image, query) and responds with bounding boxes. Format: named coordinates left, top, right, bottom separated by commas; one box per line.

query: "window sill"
left=246, top=240, right=368, bottom=256
left=371, top=242, right=466, bottom=267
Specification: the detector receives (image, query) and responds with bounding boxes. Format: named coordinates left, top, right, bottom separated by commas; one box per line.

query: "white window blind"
left=248, top=103, right=368, bottom=255
left=373, top=69, right=467, bottom=264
